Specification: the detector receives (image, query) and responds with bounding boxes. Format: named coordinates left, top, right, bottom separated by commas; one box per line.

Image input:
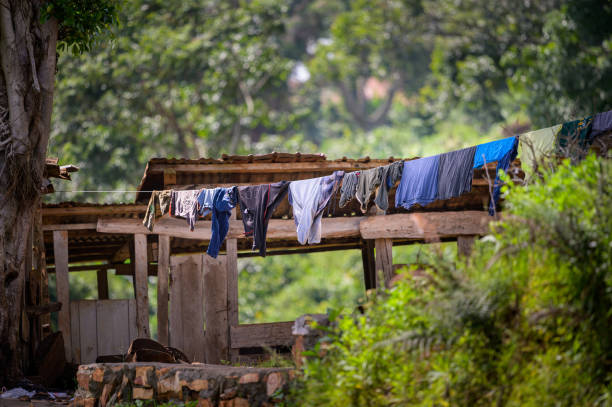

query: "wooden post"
left=96, top=270, right=109, bottom=300
left=361, top=239, right=376, bottom=290
left=375, top=238, right=394, bottom=289
left=52, top=230, right=71, bottom=361
left=157, top=235, right=170, bottom=346
left=133, top=234, right=150, bottom=338
left=457, top=235, right=476, bottom=258
left=169, top=254, right=205, bottom=362
left=203, top=255, right=229, bottom=364
left=226, top=209, right=239, bottom=362
left=34, top=206, right=50, bottom=334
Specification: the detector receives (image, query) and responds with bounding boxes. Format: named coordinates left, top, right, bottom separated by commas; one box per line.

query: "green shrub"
left=292, top=155, right=612, bottom=406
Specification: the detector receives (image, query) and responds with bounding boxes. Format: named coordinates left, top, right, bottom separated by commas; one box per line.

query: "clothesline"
left=51, top=109, right=611, bottom=259
left=54, top=190, right=157, bottom=193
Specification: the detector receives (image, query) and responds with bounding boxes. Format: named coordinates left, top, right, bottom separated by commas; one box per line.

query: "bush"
left=291, top=155, right=612, bottom=406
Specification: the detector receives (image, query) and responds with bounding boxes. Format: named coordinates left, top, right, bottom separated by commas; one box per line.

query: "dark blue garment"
left=395, top=155, right=440, bottom=210
left=197, top=187, right=238, bottom=258
left=473, top=136, right=518, bottom=215
left=591, top=109, right=612, bottom=138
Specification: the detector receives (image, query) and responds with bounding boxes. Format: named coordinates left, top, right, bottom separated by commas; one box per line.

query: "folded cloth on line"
left=339, top=171, right=359, bottom=208
left=238, top=181, right=290, bottom=257
left=355, top=167, right=384, bottom=213
left=196, top=187, right=238, bottom=258
left=518, top=124, right=562, bottom=170
left=591, top=109, right=612, bottom=138
left=143, top=190, right=172, bottom=231
left=473, top=136, right=519, bottom=215
left=555, top=116, right=593, bottom=162
left=289, top=171, right=344, bottom=245
left=395, top=155, right=440, bottom=210
left=374, top=160, right=404, bottom=212
left=437, top=146, right=477, bottom=201
left=171, top=189, right=201, bottom=231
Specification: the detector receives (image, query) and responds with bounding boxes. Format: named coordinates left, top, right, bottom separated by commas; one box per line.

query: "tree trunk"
left=0, top=0, right=58, bottom=385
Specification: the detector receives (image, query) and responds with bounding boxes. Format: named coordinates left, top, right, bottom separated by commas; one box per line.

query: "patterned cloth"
left=171, top=190, right=201, bottom=231
left=143, top=190, right=172, bottom=231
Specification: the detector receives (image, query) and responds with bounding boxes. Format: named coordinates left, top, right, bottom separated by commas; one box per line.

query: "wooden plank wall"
left=70, top=299, right=137, bottom=364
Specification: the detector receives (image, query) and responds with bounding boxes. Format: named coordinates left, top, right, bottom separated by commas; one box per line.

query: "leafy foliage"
left=292, top=156, right=612, bottom=406
left=43, top=0, right=121, bottom=54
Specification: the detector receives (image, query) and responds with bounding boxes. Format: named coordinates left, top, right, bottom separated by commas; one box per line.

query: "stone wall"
left=75, top=363, right=296, bottom=406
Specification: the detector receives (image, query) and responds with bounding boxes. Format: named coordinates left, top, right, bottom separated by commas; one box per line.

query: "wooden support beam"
left=42, top=223, right=97, bottom=231
left=96, top=270, right=109, bottom=300
left=457, top=235, right=476, bottom=257
left=43, top=205, right=146, bottom=216
left=26, top=302, right=61, bottom=317
left=47, top=263, right=157, bottom=275
left=360, top=211, right=493, bottom=240
left=148, top=161, right=385, bottom=175
left=133, top=234, right=150, bottom=338
left=361, top=240, right=376, bottom=290
left=230, top=321, right=294, bottom=349
left=52, top=230, right=71, bottom=361
left=157, top=235, right=170, bottom=346
left=97, top=216, right=362, bottom=241
left=203, top=255, right=229, bottom=364
left=375, top=238, right=394, bottom=288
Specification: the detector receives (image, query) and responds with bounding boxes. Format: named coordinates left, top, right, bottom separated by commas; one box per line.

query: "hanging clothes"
left=238, top=181, right=290, bottom=257
left=590, top=109, right=612, bottom=139
left=289, top=171, right=344, bottom=245
left=373, top=160, right=404, bottom=212
left=339, top=171, right=359, bottom=208
left=437, top=146, right=477, bottom=201
left=143, top=190, right=172, bottom=231
left=171, top=190, right=201, bottom=231
left=473, top=136, right=519, bottom=215
left=355, top=167, right=384, bottom=213
left=555, top=116, right=593, bottom=161
left=518, top=124, right=562, bottom=170
left=196, top=187, right=238, bottom=258
left=395, top=156, right=440, bottom=210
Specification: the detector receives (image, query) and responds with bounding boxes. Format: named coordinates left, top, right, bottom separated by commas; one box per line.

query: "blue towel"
left=395, top=155, right=440, bottom=210
left=473, top=136, right=518, bottom=215
left=473, top=136, right=518, bottom=169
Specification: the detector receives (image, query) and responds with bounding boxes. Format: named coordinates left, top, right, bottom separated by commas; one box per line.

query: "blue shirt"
left=395, top=155, right=440, bottom=210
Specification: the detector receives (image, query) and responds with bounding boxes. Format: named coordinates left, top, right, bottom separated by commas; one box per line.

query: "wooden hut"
left=42, top=153, right=512, bottom=364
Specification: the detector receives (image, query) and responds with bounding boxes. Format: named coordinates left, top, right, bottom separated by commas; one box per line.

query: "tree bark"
left=0, top=0, right=58, bottom=385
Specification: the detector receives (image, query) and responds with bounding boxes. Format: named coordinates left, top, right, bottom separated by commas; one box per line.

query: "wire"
left=54, top=190, right=154, bottom=193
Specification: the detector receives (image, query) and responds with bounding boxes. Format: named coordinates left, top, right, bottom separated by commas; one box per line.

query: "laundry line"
left=54, top=190, right=154, bottom=193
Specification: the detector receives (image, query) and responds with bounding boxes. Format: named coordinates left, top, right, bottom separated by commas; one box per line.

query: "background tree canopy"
left=49, top=0, right=612, bottom=202
left=46, top=0, right=611, bottom=330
